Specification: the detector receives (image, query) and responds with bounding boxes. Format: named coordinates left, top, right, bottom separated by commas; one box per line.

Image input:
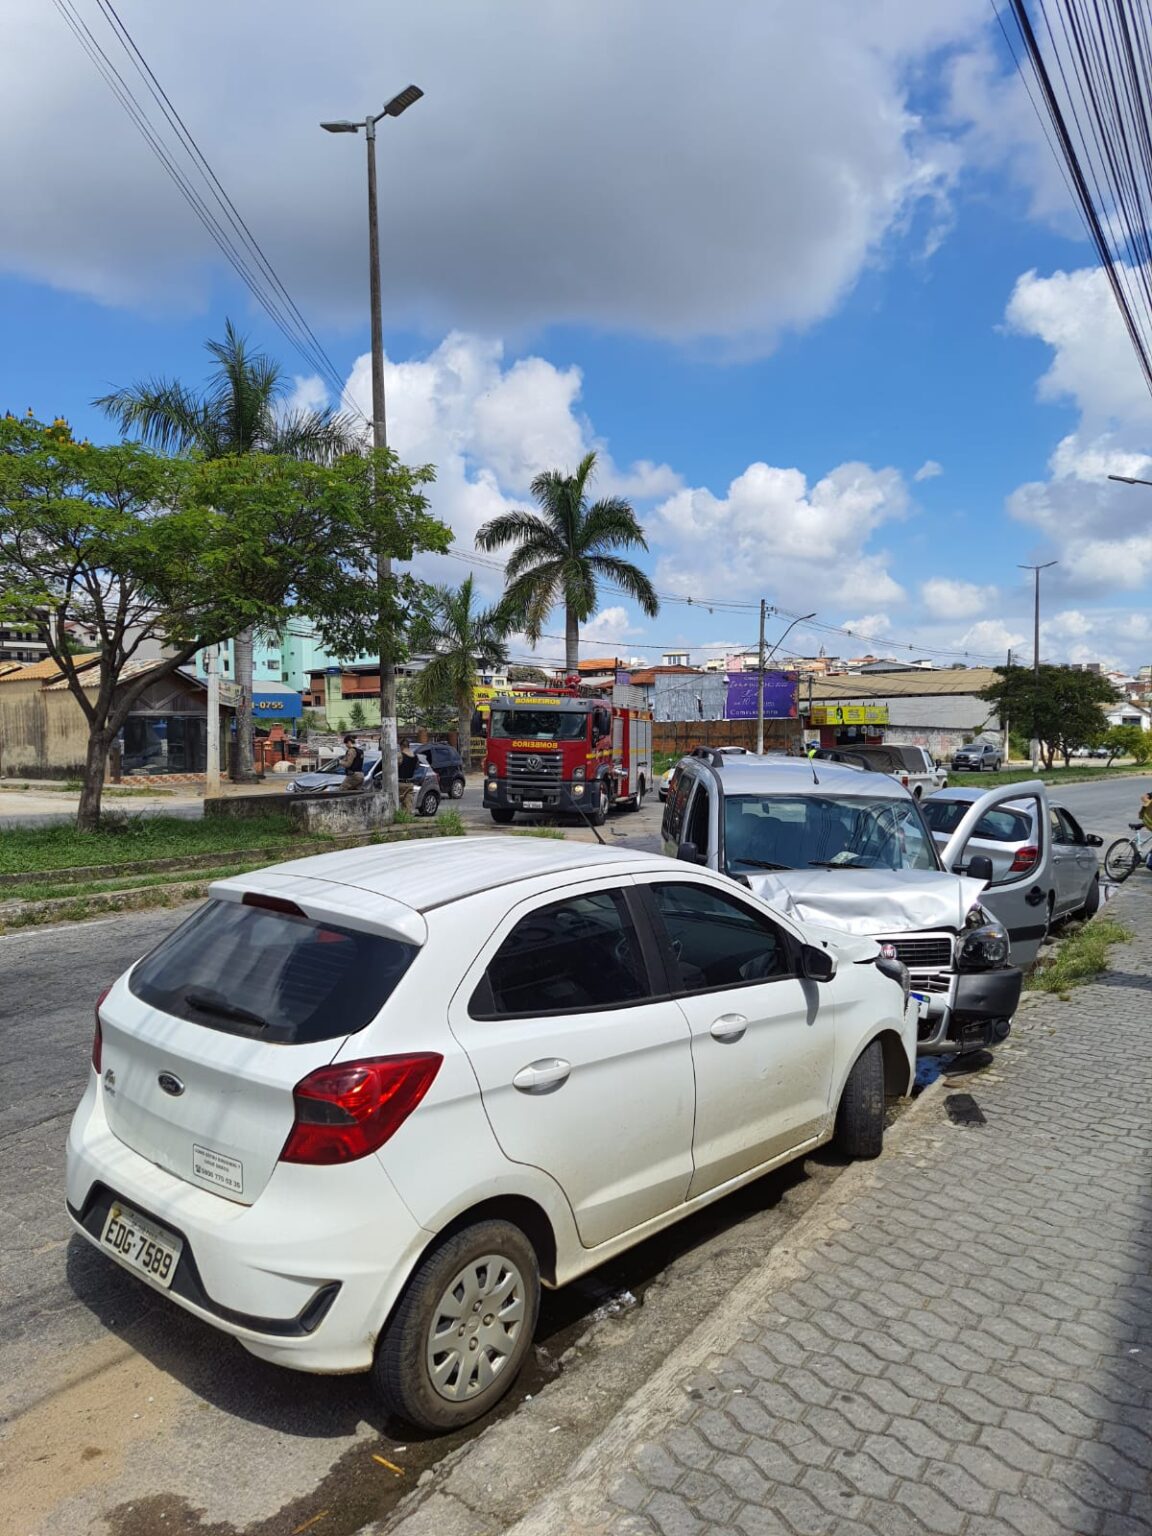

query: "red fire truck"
left=483, top=691, right=653, bottom=825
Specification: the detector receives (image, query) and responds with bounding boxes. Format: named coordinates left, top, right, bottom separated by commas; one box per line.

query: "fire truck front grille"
left=507, top=751, right=564, bottom=786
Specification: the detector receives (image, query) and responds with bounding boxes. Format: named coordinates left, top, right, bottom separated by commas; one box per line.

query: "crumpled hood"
left=746, top=866, right=986, bottom=937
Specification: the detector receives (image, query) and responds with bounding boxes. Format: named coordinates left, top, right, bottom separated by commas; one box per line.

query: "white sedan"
left=67, top=840, right=917, bottom=1432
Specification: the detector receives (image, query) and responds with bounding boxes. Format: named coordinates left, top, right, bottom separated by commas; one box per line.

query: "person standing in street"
left=398, top=739, right=418, bottom=812
left=339, top=734, right=365, bottom=791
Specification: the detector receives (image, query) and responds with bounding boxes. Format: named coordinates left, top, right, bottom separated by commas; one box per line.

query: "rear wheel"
left=490, top=808, right=515, bottom=825
left=1104, top=837, right=1140, bottom=883
left=450, top=776, right=466, bottom=799
left=632, top=776, right=646, bottom=812
left=833, top=1039, right=885, bottom=1160
left=373, top=1220, right=540, bottom=1432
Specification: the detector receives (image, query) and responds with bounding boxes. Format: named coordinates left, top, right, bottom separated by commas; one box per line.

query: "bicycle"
left=1103, top=822, right=1152, bottom=883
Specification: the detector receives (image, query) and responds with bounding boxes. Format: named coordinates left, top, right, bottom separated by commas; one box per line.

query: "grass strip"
left=1025, top=916, right=1133, bottom=996
left=0, top=813, right=305, bottom=875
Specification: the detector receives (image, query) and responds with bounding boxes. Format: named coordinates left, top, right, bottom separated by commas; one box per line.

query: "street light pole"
left=322, top=85, right=423, bottom=818
left=1018, top=560, right=1057, bottom=770
left=756, top=608, right=816, bottom=754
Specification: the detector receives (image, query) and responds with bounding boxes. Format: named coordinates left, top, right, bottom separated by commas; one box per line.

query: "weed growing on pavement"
left=509, top=826, right=566, bottom=839
left=0, top=862, right=261, bottom=904
left=436, top=809, right=466, bottom=836
left=0, top=813, right=305, bottom=875
left=1026, top=917, right=1132, bottom=996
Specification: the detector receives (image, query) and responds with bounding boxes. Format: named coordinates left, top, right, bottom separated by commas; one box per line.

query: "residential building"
left=0, top=618, right=49, bottom=667
left=1103, top=701, right=1151, bottom=732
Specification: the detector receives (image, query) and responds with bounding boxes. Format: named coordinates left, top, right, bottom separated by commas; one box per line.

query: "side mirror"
left=966, top=854, right=995, bottom=884
left=800, top=944, right=836, bottom=982
left=676, top=841, right=703, bottom=865
left=1086, top=833, right=1103, bottom=847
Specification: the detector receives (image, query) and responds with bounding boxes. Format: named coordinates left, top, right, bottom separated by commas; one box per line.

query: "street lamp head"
left=320, top=120, right=360, bottom=133
left=383, top=84, right=423, bottom=117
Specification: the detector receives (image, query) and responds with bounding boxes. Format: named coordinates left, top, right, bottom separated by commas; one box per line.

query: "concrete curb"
left=371, top=1075, right=951, bottom=1536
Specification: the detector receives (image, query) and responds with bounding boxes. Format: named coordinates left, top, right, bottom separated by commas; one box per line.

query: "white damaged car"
left=663, top=752, right=1052, bottom=1056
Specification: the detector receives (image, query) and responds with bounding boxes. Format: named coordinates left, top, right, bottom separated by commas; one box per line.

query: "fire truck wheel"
left=591, top=785, right=610, bottom=826
left=490, top=808, right=515, bottom=825
left=633, top=776, right=646, bottom=811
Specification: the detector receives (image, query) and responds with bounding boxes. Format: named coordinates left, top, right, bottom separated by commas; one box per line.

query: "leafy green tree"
left=476, top=450, right=658, bottom=675
left=348, top=700, right=368, bottom=730
left=981, top=666, right=1118, bottom=769
left=95, top=319, right=359, bottom=780
left=0, top=419, right=448, bottom=828
left=412, top=575, right=509, bottom=761
left=1101, top=723, right=1149, bottom=765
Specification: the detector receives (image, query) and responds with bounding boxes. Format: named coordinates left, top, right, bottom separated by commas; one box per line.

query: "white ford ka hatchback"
left=67, top=839, right=917, bottom=1430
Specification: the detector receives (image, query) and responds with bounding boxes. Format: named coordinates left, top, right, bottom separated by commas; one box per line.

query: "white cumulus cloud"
left=921, top=578, right=998, bottom=620
left=913, top=459, right=943, bottom=482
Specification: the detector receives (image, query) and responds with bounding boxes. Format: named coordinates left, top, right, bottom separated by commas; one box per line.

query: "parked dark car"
left=414, top=741, right=466, bottom=799
left=951, top=741, right=1003, bottom=772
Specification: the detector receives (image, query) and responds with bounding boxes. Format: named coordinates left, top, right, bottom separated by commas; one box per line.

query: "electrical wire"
left=52, top=0, right=366, bottom=424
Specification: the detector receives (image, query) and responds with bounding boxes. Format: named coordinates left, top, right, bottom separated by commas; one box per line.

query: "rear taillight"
left=93, top=985, right=112, bottom=1073
left=1009, top=846, right=1039, bottom=874
left=280, top=1054, right=443, bottom=1166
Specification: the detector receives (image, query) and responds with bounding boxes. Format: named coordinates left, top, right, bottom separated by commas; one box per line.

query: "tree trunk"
left=458, top=703, right=474, bottom=770
left=565, top=606, right=580, bottom=679
left=77, top=729, right=112, bottom=832
left=233, top=627, right=257, bottom=782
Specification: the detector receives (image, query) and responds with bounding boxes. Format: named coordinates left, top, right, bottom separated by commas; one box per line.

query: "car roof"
left=239, top=837, right=672, bottom=912
left=683, top=752, right=913, bottom=800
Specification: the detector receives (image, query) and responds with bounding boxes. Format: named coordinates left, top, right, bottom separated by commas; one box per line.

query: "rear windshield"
left=128, top=899, right=417, bottom=1044
left=921, top=800, right=1032, bottom=843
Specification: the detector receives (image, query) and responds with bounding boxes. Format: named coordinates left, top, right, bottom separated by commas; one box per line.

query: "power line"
left=52, top=0, right=365, bottom=424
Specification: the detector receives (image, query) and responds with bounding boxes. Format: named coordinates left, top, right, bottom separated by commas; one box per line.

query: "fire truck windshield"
left=489, top=709, right=589, bottom=741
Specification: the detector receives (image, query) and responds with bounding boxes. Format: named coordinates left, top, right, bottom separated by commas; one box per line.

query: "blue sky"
left=3, top=1, right=1151, bottom=672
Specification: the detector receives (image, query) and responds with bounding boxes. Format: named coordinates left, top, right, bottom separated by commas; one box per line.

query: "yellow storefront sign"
left=809, top=704, right=889, bottom=726
left=473, top=686, right=563, bottom=712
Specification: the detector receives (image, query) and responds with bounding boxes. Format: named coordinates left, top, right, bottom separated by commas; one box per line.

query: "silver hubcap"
left=426, top=1253, right=527, bottom=1402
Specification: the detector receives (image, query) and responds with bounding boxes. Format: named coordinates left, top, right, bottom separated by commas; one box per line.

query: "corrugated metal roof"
left=809, top=667, right=1000, bottom=700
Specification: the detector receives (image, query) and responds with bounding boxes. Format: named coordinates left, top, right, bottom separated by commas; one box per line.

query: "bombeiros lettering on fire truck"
left=483, top=685, right=652, bottom=827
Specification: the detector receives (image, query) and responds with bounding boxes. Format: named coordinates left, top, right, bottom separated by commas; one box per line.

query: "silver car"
left=922, top=788, right=1102, bottom=923
left=287, top=754, right=443, bottom=815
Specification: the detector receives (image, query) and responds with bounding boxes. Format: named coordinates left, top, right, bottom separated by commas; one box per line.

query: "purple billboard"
left=724, top=670, right=798, bottom=720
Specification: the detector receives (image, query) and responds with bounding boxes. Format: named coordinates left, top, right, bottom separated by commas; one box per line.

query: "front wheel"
left=833, top=1039, right=885, bottom=1159
left=490, top=808, right=515, bottom=825
left=419, top=789, right=441, bottom=817
left=372, top=1220, right=540, bottom=1432
left=1083, top=876, right=1101, bottom=917
left=1104, top=837, right=1140, bottom=883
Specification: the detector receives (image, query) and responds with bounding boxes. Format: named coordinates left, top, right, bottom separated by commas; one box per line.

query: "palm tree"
left=476, top=451, right=658, bottom=676
left=96, top=320, right=360, bottom=780
left=413, top=575, right=509, bottom=762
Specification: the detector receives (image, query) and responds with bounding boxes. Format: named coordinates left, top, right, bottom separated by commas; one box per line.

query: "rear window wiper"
left=185, top=991, right=271, bottom=1029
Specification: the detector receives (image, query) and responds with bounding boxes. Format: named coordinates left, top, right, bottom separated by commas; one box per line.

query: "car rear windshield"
left=128, top=899, right=417, bottom=1044
left=921, top=800, right=1032, bottom=843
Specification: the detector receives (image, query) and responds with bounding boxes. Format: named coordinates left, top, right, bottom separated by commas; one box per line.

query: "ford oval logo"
left=158, top=1071, right=185, bottom=1097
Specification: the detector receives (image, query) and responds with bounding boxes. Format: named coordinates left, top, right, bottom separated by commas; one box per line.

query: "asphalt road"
left=0, top=770, right=1144, bottom=1536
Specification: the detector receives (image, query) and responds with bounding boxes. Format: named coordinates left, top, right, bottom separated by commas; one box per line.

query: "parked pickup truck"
left=814, top=743, right=947, bottom=799
left=662, top=751, right=1053, bottom=1056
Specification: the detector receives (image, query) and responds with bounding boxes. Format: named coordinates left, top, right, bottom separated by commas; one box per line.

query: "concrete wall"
left=0, top=682, right=90, bottom=777
left=205, top=790, right=390, bottom=835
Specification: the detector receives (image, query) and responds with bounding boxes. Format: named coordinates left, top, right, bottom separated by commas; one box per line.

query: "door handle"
left=512, top=1058, right=571, bottom=1094
left=1025, top=886, right=1046, bottom=907
left=709, top=1014, right=748, bottom=1043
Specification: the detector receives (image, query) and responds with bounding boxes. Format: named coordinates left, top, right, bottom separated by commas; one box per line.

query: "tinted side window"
left=665, top=771, right=693, bottom=841
left=473, top=889, right=651, bottom=1017
left=649, top=882, right=791, bottom=991
left=684, top=782, right=710, bottom=852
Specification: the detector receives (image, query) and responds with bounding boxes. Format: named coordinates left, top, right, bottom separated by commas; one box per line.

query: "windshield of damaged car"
left=723, top=794, right=940, bottom=873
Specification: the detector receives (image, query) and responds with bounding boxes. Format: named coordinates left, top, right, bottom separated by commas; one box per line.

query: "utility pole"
left=205, top=645, right=220, bottom=796
left=322, top=85, right=423, bottom=819
left=756, top=600, right=767, bottom=754
left=1018, top=561, right=1057, bottom=771
left=757, top=606, right=816, bottom=755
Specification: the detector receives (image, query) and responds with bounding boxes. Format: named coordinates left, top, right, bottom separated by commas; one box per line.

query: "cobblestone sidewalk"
left=498, top=883, right=1152, bottom=1536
